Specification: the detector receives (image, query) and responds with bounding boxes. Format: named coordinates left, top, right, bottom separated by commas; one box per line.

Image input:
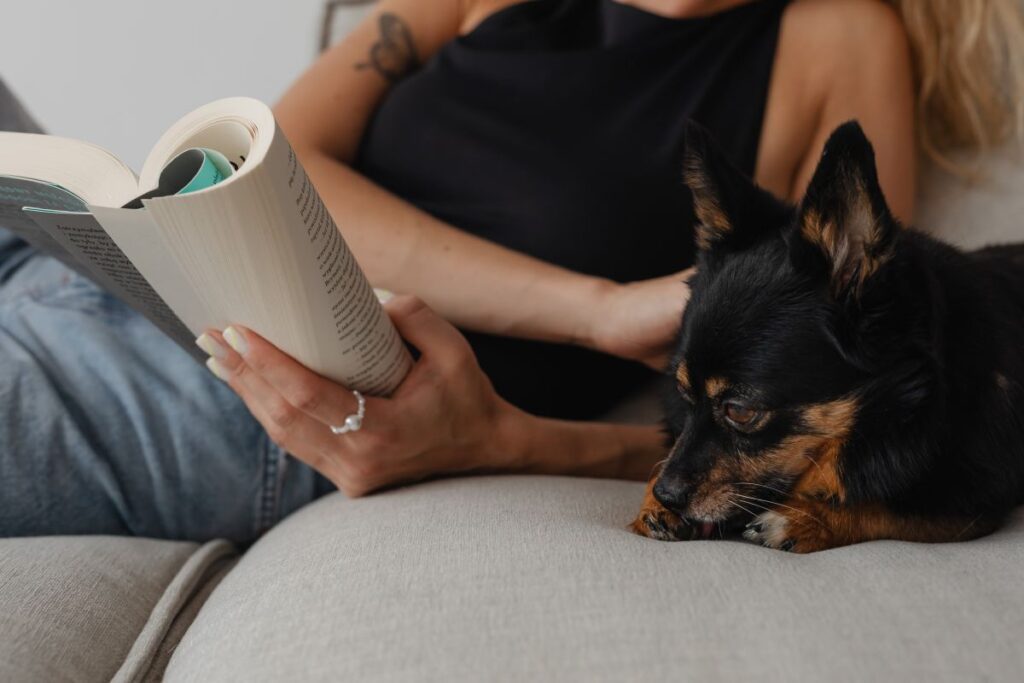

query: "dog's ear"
left=792, top=121, right=898, bottom=298
left=683, top=122, right=788, bottom=254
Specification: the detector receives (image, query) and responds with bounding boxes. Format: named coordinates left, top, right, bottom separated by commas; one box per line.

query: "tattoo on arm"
left=355, top=13, right=420, bottom=83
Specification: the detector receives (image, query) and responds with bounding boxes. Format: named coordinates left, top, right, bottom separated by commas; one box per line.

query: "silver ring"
left=329, top=390, right=366, bottom=435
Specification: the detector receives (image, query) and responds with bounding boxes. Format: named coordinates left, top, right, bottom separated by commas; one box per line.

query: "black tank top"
left=355, top=0, right=788, bottom=419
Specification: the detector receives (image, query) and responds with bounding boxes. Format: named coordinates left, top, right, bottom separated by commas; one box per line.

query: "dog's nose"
left=653, top=478, right=690, bottom=515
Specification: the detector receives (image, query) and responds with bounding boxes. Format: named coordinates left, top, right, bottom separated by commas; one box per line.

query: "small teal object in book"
left=177, top=148, right=234, bottom=194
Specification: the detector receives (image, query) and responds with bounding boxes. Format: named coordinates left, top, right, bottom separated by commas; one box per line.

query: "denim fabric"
left=0, top=230, right=327, bottom=544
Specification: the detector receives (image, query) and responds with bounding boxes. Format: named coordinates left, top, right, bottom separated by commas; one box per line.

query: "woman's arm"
left=756, top=0, right=916, bottom=223
left=275, top=0, right=689, bottom=368
left=199, top=297, right=665, bottom=497
left=505, top=414, right=666, bottom=482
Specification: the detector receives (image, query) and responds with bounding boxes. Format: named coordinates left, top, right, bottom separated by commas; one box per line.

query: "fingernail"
left=223, top=326, right=248, bottom=355
left=206, top=357, right=231, bottom=381
left=195, top=332, right=228, bottom=360
left=374, top=288, right=394, bottom=304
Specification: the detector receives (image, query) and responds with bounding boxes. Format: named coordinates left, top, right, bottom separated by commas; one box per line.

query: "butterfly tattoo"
left=355, top=13, right=420, bottom=83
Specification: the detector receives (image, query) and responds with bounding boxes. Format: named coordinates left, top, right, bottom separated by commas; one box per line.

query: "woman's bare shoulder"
left=767, top=0, right=916, bottom=218
left=782, top=0, right=908, bottom=72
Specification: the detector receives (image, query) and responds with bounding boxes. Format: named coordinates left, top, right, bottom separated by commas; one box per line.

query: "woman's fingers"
left=190, top=295, right=514, bottom=497
left=197, top=329, right=395, bottom=496
left=384, top=295, right=473, bottom=370
left=203, top=326, right=367, bottom=429
left=205, top=337, right=339, bottom=466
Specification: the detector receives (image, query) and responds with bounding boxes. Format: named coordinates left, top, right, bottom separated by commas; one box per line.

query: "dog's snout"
left=653, top=477, right=691, bottom=515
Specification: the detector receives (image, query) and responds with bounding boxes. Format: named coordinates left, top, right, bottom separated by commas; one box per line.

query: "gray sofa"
left=3, top=77, right=1024, bottom=683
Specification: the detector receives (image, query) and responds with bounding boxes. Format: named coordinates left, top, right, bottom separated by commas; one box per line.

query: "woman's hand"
left=197, top=296, right=521, bottom=497
left=585, top=268, right=695, bottom=370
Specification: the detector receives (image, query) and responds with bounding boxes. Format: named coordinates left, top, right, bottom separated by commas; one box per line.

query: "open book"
left=0, top=97, right=412, bottom=395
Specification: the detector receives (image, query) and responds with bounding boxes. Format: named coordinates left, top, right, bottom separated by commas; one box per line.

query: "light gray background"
left=0, top=1, right=368, bottom=169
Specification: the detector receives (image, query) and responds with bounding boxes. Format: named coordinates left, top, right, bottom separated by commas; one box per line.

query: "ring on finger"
left=329, top=390, right=366, bottom=435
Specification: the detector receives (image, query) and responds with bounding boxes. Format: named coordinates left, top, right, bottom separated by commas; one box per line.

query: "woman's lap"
left=0, top=230, right=325, bottom=544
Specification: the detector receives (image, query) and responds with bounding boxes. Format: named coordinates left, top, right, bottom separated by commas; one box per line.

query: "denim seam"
left=256, top=433, right=279, bottom=535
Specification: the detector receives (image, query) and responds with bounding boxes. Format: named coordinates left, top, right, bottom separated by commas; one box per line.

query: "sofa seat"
left=0, top=536, right=236, bottom=682
left=161, top=476, right=1024, bottom=682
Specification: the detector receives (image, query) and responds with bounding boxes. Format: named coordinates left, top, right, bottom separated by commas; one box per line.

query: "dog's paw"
left=743, top=506, right=835, bottom=553
left=630, top=508, right=693, bottom=541
left=743, top=510, right=795, bottom=550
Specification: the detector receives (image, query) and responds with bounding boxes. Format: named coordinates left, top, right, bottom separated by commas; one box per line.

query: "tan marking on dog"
left=705, top=376, right=729, bottom=399
left=693, top=397, right=859, bottom=518
left=778, top=397, right=858, bottom=502
left=803, top=398, right=858, bottom=435
left=675, top=362, right=691, bottom=392
left=687, top=454, right=744, bottom=520
left=747, top=498, right=997, bottom=553
left=800, top=207, right=831, bottom=250
left=630, top=470, right=693, bottom=541
left=787, top=398, right=858, bottom=501
left=684, top=163, right=732, bottom=250
left=800, top=195, right=888, bottom=294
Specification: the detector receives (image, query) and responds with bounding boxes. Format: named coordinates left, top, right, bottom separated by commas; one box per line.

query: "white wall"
left=1, top=0, right=369, bottom=169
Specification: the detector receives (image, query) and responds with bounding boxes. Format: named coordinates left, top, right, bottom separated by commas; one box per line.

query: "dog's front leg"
left=743, top=498, right=997, bottom=553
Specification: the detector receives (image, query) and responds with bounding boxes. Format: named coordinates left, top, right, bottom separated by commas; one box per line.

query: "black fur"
left=655, top=121, right=1024, bottom=540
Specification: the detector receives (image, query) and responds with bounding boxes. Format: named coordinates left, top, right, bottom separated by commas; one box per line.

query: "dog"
left=631, top=121, right=1024, bottom=552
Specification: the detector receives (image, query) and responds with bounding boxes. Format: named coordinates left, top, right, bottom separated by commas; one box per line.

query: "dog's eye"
left=723, top=401, right=762, bottom=429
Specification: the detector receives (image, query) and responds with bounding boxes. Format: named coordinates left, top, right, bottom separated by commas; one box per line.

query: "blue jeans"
left=0, top=229, right=329, bottom=544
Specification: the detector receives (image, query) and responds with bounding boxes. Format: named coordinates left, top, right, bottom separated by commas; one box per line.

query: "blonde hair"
left=888, top=0, right=1024, bottom=174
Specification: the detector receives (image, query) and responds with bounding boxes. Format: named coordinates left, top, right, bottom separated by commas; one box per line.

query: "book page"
left=0, top=132, right=140, bottom=208
left=0, top=175, right=92, bottom=273
left=0, top=175, right=199, bottom=357
left=25, top=209, right=200, bottom=358
left=89, top=204, right=214, bottom=336
left=137, top=98, right=412, bottom=395
left=283, top=144, right=412, bottom=394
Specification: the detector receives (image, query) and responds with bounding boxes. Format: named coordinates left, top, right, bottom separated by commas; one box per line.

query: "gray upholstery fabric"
left=166, top=476, right=1024, bottom=682
left=0, top=537, right=200, bottom=682
left=112, top=540, right=237, bottom=683
left=917, top=145, right=1024, bottom=250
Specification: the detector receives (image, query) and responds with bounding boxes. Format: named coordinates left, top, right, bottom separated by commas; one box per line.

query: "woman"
left=2, top=0, right=1021, bottom=542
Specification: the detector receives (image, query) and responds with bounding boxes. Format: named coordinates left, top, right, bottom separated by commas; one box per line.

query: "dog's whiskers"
left=648, top=457, right=669, bottom=481
left=725, top=496, right=760, bottom=520
left=733, top=481, right=790, bottom=497
left=800, top=452, right=829, bottom=480
left=956, top=514, right=984, bottom=540
left=731, top=492, right=826, bottom=529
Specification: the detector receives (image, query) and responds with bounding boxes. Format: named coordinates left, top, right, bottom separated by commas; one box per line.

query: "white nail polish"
left=206, top=357, right=231, bottom=381
left=374, top=288, right=394, bottom=304
left=195, top=333, right=228, bottom=360
left=223, top=326, right=248, bottom=355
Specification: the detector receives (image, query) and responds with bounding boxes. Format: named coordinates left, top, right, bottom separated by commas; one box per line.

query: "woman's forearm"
left=494, top=406, right=666, bottom=482
left=298, top=147, right=612, bottom=347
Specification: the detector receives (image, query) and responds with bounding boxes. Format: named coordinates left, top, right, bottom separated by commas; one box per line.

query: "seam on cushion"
left=138, top=557, right=238, bottom=682
left=111, top=539, right=238, bottom=683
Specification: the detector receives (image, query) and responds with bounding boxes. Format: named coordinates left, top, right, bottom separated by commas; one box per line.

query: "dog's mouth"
left=679, top=515, right=749, bottom=540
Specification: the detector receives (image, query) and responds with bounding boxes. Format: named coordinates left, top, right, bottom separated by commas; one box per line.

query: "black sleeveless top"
left=355, top=0, right=787, bottom=419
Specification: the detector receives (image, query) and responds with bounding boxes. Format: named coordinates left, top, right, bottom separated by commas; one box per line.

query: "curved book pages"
left=0, top=97, right=412, bottom=396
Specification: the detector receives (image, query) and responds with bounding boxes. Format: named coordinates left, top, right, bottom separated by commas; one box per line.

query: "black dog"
left=632, top=121, right=1024, bottom=552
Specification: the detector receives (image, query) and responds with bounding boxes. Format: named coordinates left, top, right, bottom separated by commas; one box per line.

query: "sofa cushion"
left=165, top=476, right=1024, bottom=682
left=917, top=145, right=1024, bottom=250
left=0, top=536, right=236, bottom=683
